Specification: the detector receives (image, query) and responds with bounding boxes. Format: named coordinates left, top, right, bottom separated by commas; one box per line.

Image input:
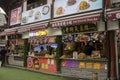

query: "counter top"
left=60, top=58, right=108, bottom=62
left=6, top=54, right=23, bottom=57
left=27, top=56, right=56, bottom=59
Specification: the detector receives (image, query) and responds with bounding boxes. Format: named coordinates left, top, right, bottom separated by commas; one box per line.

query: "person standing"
left=0, top=47, right=7, bottom=66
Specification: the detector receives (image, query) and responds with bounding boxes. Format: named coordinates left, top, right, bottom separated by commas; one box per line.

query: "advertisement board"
left=54, top=0, right=102, bottom=18
left=21, top=4, right=51, bottom=25
left=10, top=7, right=22, bottom=26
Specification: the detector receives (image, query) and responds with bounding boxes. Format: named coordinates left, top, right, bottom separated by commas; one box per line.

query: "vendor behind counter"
left=83, top=41, right=95, bottom=56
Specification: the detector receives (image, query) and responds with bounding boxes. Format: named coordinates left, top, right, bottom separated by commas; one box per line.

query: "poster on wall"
left=21, top=4, right=51, bottom=25
left=54, top=0, right=102, bottom=18
left=10, top=7, right=22, bottom=26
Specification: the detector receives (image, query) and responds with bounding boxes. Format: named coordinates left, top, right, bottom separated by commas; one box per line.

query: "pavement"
left=0, top=65, right=86, bottom=80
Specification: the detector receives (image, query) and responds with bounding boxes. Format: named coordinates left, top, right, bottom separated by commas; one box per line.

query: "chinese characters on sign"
left=62, top=23, right=97, bottom=34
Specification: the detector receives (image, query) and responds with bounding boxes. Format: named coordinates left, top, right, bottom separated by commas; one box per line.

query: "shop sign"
left=5, top=29, right=17, bottom=35
left=17, top=27, right=30, bottom=34
left=51, top=14, right=100, bottom=28
left=62, top=23, right=97, bottom=34
left=30, top=23, right=48, bottom=31
left=29, top=30, right=47, bottom=37
left=29, top=36, right=56, bottom=44
left=10, top=7, right=22, bottom=26
left=107, top=10, right=120, bottom=20
left=21, top=4, right=51, bottom=25
left=54, top=0, right=102, bottom=18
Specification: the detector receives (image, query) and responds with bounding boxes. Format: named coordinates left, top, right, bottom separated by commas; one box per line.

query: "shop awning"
left=5, top=29, right=17, bottom=35
left=50, top=13, right=101, bottom=28
left=107, top=9, right=120, bottom=20
left=17, top=27, right=30, bottom=34
left=30, top=23, right=48, bottom=31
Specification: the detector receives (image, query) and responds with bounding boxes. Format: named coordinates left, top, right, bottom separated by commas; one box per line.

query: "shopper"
left=0, top=47, right=7, bottom=66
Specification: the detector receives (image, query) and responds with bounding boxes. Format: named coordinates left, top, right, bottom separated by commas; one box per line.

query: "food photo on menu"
left=54, top=0, right=102, bottom=17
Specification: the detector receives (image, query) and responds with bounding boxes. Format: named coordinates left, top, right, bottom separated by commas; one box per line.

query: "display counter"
left=60, top=58, right=108, bottom=80
left=27, top=56, right=57, bottom=73
left=6, top=55, right=24, bottom=67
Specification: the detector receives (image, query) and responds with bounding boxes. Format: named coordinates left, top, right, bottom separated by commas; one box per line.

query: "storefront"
left=50, top=13, right=109, bottom=80
left=27, top=35, right=57, bottom=73
left=5, top=29, right=25, bottom=67
left=49, top=0, right=109, bottom=79
left=26, top=23, right=62, bottom=73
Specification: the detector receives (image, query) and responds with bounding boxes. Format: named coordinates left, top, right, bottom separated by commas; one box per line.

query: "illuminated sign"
left=29, top=30, right=47, bottom=37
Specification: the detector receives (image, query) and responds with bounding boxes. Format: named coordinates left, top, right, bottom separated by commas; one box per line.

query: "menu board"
left=54, top=0, right=102, bottom=18
left=21, top=4, right=51, bottom=25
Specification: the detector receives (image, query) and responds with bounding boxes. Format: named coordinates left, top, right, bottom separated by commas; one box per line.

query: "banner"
left=10, top=7, right=22, bottom=26
left=21, top=4, right=51, bottom=25
left=54, top=0, right=102, bottom=18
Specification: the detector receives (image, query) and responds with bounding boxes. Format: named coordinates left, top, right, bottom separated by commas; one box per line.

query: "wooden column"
left=108, top=31, right=117, bottom=80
